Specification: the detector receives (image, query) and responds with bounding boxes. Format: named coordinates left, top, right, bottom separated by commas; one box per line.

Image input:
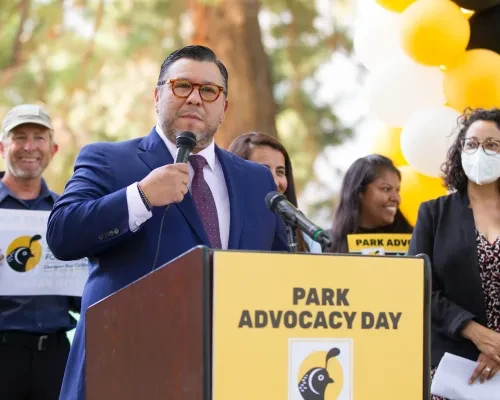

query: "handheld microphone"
left=174, top=131, right=197, bottom=163
left=265, top=191, right=332, bottom=248
left=153, top=131, right=197, bottom=272
left=164, top=131, right=196, bottom=213
left=164, top=131, right=196, bottom=212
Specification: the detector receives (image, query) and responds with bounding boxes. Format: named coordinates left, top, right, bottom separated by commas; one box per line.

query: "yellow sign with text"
left=347, top=233, right=412, bottom=256
left=212, top=252, right=429, bottom=400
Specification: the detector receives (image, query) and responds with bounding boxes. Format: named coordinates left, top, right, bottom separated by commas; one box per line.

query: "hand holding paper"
left=469, top=353, right=500, bottom=385
left=462, top=321, right=500, bottom=367
left=431, top=353, right=500, bottom=400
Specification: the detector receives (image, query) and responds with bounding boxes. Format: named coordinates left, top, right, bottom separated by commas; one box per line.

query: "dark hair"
left=157, top=45, right=228, bottom=96
left=442, top=107, right=500, bottom=193
left=328, top=154, right=413, bottom=253
left=228, top=132, right=309, bottom=252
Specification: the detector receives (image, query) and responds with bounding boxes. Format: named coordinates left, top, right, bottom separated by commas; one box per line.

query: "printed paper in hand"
left=431, top=352, right=500, bottom=400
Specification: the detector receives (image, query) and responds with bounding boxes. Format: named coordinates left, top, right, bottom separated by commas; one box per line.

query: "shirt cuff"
left=126, top=183, right=153, bottom=232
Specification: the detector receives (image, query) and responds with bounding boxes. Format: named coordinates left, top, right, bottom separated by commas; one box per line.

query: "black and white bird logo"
left=298, top=347, right=340, bottom=400
left=6, top=234, right=42, bottom=272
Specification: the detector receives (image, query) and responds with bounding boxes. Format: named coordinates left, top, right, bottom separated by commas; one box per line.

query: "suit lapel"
left=137, top=128, right=173, bottom=171
left=461, top=207, right=481, bottom=276
left=459, top=193, right=486, bottom=318
left=137, top=128, right=210, bottom=246
left=216, top=147, right=245, bottom=249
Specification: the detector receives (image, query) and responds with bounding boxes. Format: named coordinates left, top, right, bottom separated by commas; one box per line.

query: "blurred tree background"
left=0, top=0, right=358, bottom=220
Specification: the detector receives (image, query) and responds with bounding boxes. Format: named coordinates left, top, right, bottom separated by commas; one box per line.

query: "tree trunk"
left=188, top=0, right=277, bottom=149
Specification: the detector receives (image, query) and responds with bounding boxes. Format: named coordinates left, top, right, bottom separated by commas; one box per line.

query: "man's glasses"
left=461, top=138, right=500, bottom=155
left=157, top=79, right=225, bottom=103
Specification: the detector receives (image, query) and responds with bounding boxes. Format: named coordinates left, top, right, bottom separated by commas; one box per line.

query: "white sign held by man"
left=0, top=209, right=88, bottom=296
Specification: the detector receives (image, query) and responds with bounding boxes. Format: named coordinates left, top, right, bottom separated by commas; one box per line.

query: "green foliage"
left=0, top=0, right=355, bottom=203
left=259, top=0, right=355, bottom=195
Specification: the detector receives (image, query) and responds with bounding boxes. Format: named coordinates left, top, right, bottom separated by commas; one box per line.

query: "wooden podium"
left=86, top=246, right=431, bottom=400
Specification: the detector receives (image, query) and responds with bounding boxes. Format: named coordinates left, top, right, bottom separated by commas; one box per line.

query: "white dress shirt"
left=126, top=125, right=230, bottom=249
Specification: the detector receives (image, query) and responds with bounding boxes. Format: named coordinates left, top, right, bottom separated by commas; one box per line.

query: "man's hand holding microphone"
left=138, top=131, right=197, bottom=208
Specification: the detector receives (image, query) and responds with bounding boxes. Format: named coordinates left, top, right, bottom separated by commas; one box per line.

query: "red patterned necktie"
left=188, top=154, right=222, bottom=249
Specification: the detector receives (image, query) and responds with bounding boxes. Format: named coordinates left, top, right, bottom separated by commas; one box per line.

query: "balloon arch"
left=354, top=0, right=500, bottom=224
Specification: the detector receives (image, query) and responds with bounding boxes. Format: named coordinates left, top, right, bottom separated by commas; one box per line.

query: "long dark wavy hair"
left=441, top=107, right=500, bottom=194
left=228, top=132, right=309, bottom=252
left=327, top=154, right=413, bottom=253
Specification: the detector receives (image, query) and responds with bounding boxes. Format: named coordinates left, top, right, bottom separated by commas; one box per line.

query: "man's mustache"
left=177, top=110, right=204, bottom=120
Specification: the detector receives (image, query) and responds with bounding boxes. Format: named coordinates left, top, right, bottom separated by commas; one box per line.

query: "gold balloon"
left=400, top=0, right=470, bottom=66
left=371, top=127, right=408, bottom=167
left=376, top=0, right=416, bottom=12
left=399, top=165, right=447, bottom=226
left=443, top=49, right=500, bottom=112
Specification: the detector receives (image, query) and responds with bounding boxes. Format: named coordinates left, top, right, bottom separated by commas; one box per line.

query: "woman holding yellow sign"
left=409, top=108, right=500, bottom=396
left=325, top=154, right=413, bottom=254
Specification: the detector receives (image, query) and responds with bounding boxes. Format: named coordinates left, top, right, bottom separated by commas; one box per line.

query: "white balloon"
left=353, top=4, right=408, bottom=71
left=400, top=106, right=461, bottom=177
left=364, top=58, right=447, bottom=127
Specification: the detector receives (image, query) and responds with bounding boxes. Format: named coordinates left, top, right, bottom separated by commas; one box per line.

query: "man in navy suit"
left=47, top=45, right=287, bottom=400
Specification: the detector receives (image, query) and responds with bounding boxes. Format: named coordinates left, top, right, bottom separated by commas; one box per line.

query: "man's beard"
left=4, top=156, right=44, bottom=180
left=160, top=117, right=219, bottom=151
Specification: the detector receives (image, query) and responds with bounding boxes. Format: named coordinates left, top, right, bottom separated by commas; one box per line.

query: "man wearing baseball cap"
left=0, top=104, right=81, bottom=400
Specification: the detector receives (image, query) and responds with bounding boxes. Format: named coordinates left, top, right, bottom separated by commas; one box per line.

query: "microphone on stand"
left=265, top=191, right=331, bottom=249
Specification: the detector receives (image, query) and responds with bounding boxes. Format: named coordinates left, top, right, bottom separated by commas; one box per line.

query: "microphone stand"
left=285, top=222, right=298, bottom=253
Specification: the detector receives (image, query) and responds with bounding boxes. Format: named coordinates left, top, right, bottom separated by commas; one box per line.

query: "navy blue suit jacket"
left=47, top=128, right=287, bottom=400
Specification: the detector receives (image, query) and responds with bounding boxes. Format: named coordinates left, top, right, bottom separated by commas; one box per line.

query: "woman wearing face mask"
left=408, top=108, right=500, bottom=398
left=228, top=132, right=322, bottom=253
left=325, top=154, right=413, bottom=253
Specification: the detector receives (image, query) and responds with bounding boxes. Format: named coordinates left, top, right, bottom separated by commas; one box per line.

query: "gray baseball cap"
left=2, top=104, right=53, bottom=139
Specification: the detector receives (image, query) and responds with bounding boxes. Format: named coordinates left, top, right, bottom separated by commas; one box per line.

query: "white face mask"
left=461, top=150, right=500, bottom=185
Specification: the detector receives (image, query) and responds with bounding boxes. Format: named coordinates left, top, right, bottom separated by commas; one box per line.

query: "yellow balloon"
left=371, top=127, right=408, bottom=167
left=399, top=165, right=447, bottom=226
left=400, top=0, right=470, bottom=66
left=443, top=49, right=500, bottom=112
left=376, top=0, right=416, bottom=12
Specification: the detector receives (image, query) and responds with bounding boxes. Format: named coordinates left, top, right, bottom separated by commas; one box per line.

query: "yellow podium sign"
left=347, top=233, right=412, bottom=256
left=212, top=252, right=430, bottom=400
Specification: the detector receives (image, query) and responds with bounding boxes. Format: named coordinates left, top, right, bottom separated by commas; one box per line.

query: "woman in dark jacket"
left=409, top=108, right=500, bottom=398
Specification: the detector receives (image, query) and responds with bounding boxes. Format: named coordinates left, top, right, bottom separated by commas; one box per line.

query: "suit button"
left=98, top=234, right=104, bottom=240
left=114, top=228, right=119, bottom=235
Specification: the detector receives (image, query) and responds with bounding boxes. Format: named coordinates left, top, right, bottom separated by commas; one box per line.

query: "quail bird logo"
left=298, top=347, right=340, bottom=400
left=6, top=234, right=42, bottom=272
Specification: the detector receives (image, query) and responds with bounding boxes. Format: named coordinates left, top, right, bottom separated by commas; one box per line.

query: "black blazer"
left=408, top=191, right=487, bottom=367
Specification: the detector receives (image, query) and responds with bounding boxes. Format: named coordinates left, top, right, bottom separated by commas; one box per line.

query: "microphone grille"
left=265, top=191, right=286, bottom=211
left=176, top=131, right=197, bottom=151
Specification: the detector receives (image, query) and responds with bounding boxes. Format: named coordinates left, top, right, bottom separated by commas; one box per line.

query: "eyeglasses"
left=157, top=79, right=225, bottom=103
left=461, top=138, right=500, bottom=155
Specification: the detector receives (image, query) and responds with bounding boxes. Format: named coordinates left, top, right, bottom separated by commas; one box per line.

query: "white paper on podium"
left=431, top=352, right=500, bottom=400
